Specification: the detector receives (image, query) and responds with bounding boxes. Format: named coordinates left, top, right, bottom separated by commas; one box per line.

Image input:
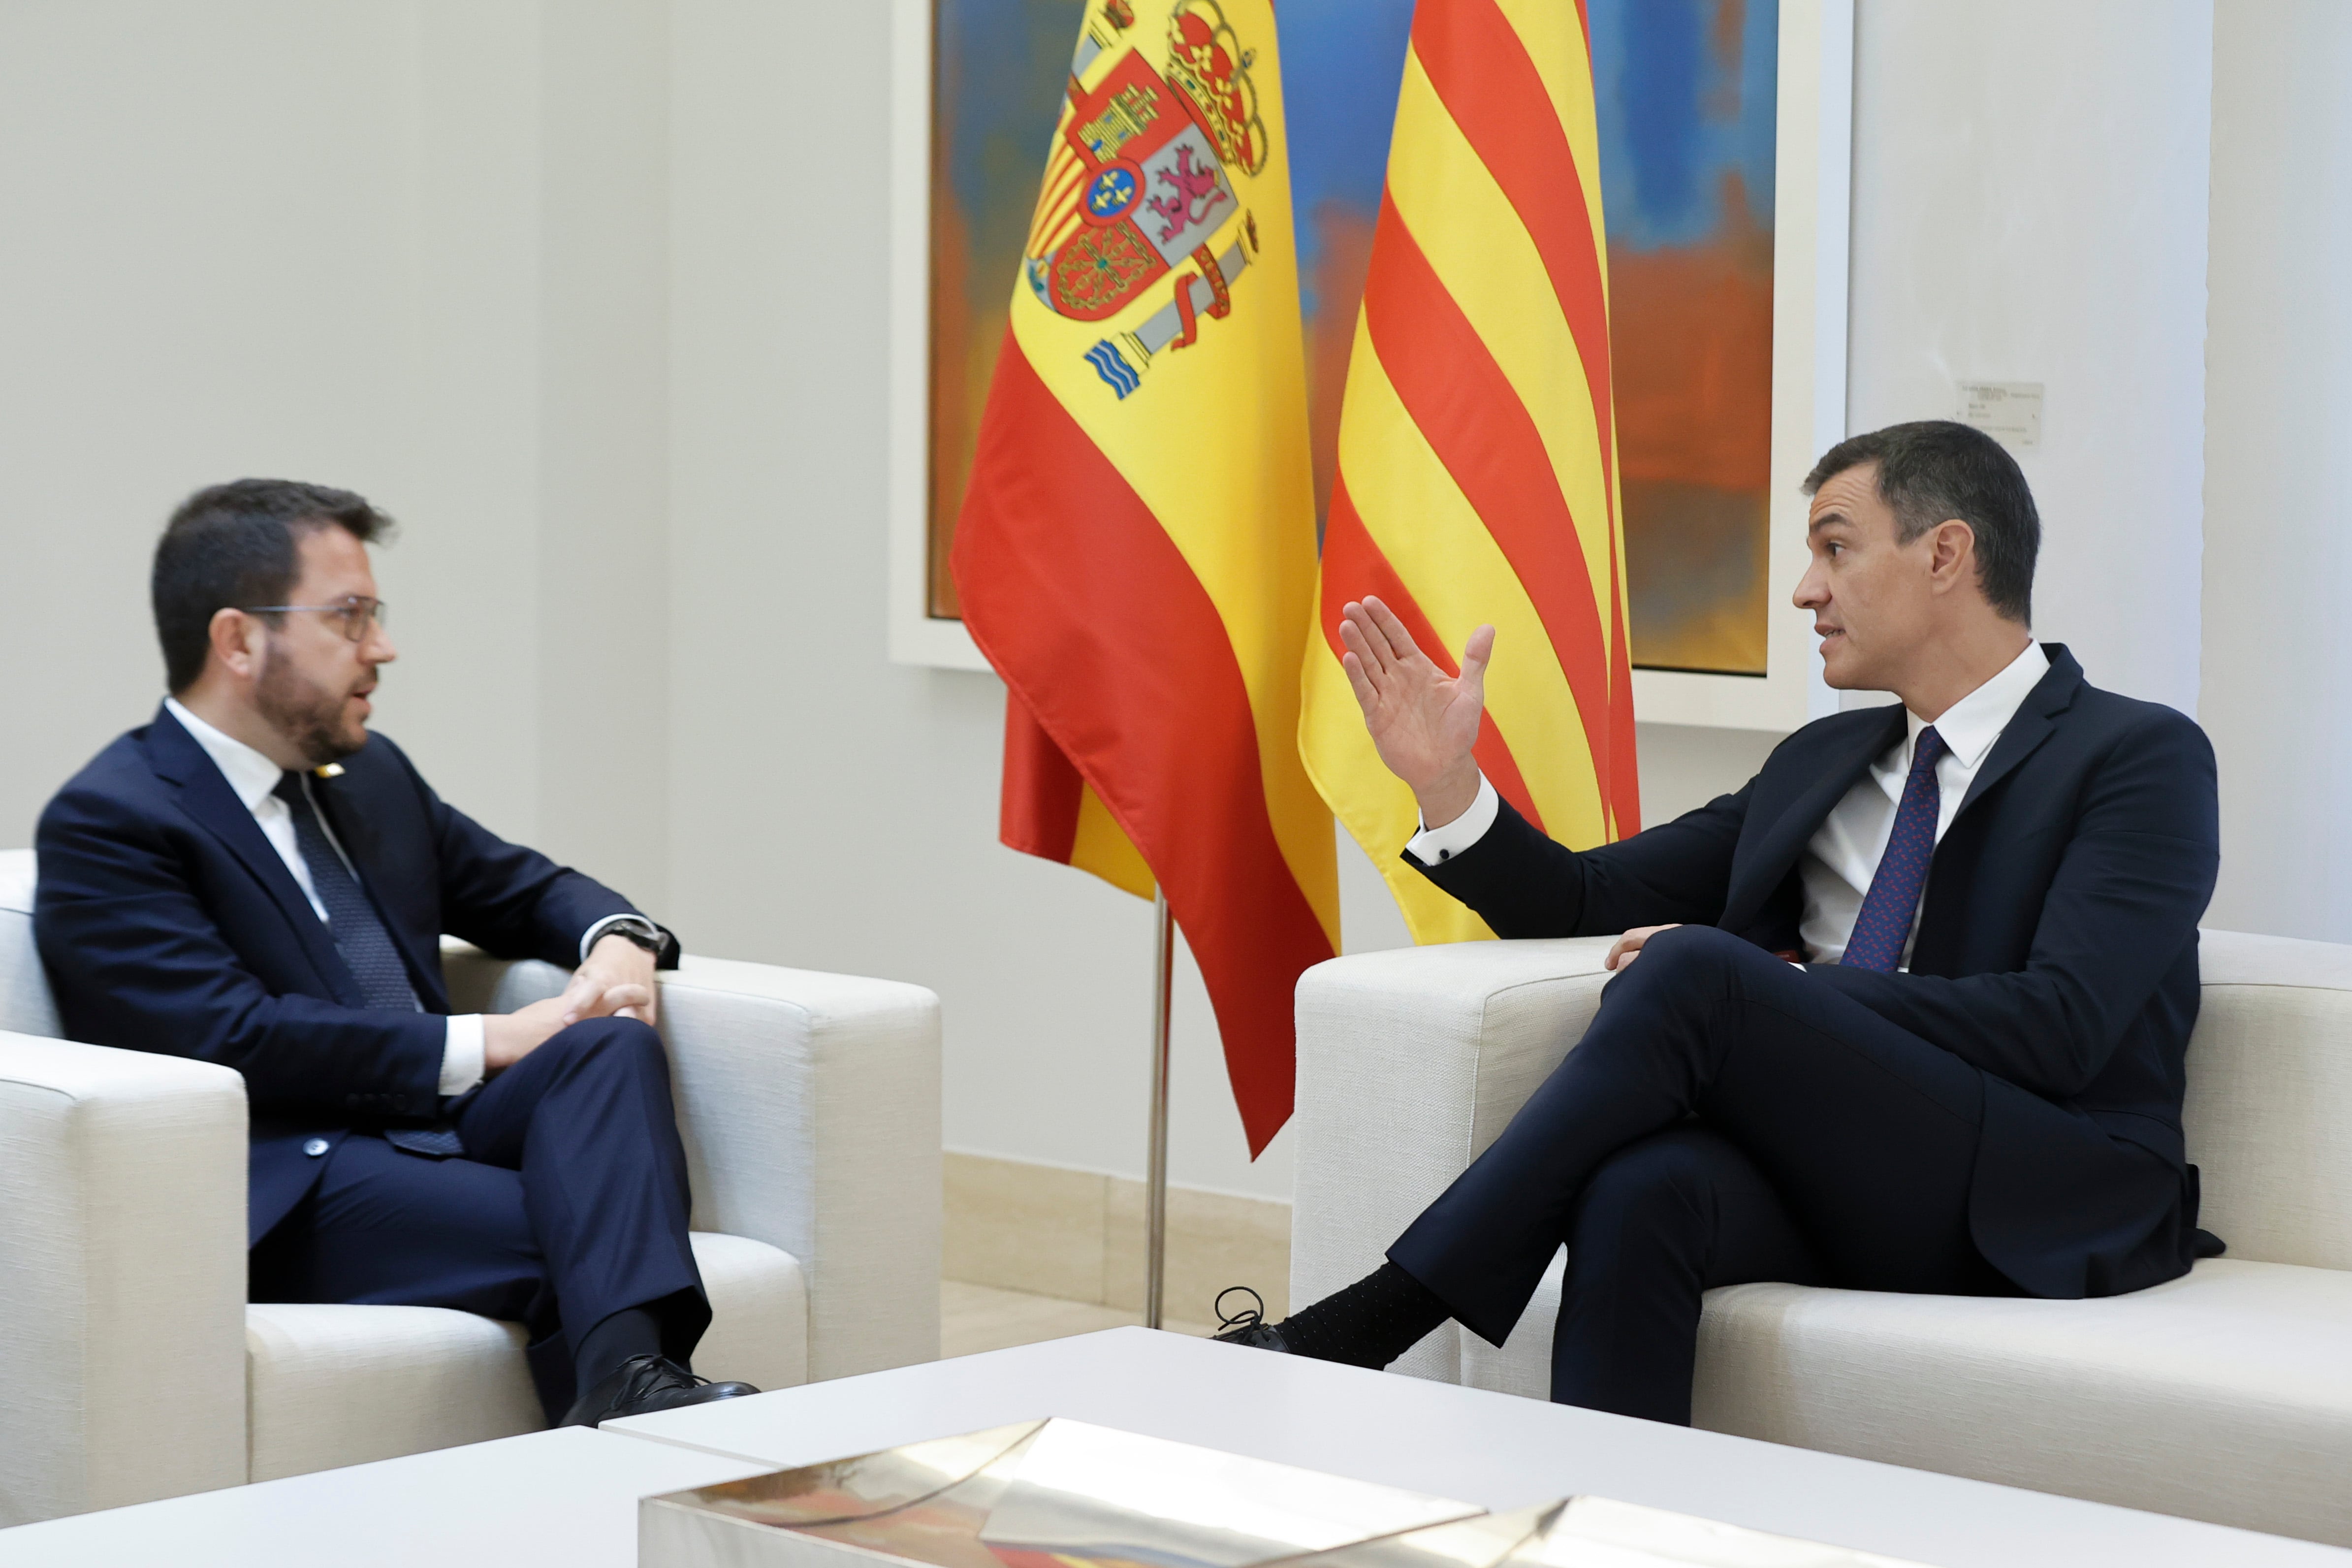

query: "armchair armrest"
left=1290, top=938, right=1616, bottom=1382
left=440, top=942, right=942, bottom=1381
left=0, top=1032, right=248, bottom=1524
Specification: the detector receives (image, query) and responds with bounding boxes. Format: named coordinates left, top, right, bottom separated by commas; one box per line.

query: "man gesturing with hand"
left=1339, top=597, right=1683, bottom=975
left=36, top=479, right=757, bottom=1429
left=1218, top=423, right=2222, bottom=1425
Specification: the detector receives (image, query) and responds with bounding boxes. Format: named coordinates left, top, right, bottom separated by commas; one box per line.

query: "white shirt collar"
left=1907, top=640, right=2050, bottom=769
left=164, top=696, right=289, bottom=812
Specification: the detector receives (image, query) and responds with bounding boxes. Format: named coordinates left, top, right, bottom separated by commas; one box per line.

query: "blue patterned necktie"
left=274, top=770, right=421, bottom=1011
left=1841, top=726, right=1948, bottom=973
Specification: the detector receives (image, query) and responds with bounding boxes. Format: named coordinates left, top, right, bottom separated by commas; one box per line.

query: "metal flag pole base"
left=1145, top=891, right=1173, bottom=1330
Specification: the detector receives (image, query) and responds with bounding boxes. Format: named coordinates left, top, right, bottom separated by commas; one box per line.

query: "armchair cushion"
left=244, top=1303, right=540, bottom=1484
left=1457, top=1250, right=2352, bottom=1546
left=243, top=1230, right=806, bottom=1483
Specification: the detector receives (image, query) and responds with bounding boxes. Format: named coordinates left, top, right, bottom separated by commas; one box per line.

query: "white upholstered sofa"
left=0, top=848, right=941, bottom=1526
left=1292, top=930, right=2352, bottom=1548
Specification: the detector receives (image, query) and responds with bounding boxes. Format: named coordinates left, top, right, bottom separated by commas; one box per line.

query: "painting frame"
left=889, top=0, right=1855, bottom=736
left=888, top=0, right=990, bottom=672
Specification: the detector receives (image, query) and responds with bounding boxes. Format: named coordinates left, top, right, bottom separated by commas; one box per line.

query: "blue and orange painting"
left=930, top=0, right=1778, bottom=675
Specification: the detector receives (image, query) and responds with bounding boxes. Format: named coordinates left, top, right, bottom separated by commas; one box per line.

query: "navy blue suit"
left=1386, top=646, right=2221, bottom=1422
left=34, top=705, right=705, bottom=1416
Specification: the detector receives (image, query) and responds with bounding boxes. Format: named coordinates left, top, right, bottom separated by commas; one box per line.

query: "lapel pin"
left=313, top=764, right=346, bottom=779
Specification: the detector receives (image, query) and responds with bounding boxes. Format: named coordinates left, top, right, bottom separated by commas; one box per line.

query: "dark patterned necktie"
left=274, top=773, right=462, bottom=1157
left=274, top=771, right=421, bottom=1010
left=1841, top=726, right=1948, bottom=973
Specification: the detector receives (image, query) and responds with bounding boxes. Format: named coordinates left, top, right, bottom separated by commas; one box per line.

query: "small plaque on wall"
left=1956, top=381, right=2044, bottom=449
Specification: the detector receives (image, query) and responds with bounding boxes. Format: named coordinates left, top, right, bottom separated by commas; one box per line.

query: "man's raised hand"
left=1336, top=596, right=1494, bottom=830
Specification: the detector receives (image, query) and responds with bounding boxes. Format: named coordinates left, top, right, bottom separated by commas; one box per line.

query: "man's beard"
left=255, top=647, right=369, bottom=767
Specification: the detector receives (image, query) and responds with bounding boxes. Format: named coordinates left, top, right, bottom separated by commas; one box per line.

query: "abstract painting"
left=928, top=0, right=1781, bottom=678
left=1595, top=0, right=1778, bottom=675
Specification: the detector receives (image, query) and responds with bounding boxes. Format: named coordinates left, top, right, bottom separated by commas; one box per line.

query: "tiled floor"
left=942, top=1280, right=1218, bottom=1359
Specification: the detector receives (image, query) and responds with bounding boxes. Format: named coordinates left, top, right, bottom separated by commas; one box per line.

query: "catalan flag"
left=951, top=0, right=1337, bottom=1154
left=1300, top=0, right=1639, bottom=944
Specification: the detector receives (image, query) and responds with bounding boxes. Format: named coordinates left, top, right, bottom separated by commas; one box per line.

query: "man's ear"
left=206, top=608, right=264, bottom=681
left=1926, top=519, right=1977, bottom=594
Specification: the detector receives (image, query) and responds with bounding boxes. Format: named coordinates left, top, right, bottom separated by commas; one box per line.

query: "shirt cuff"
left=439, top=1014, right=486, bottom=1096
left=580, top=912, right=658, bottom=964
left=1405, top=774, right=1500, bottom=865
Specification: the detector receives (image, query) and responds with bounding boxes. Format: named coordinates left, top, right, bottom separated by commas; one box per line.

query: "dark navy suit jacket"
left=1410, top=645, right=2222, bottom=1298
left=34, top=705, right=652, bottom=1243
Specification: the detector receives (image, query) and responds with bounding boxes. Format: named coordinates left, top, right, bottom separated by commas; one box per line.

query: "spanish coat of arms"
left=1023, top=0, right=1270, bottom=398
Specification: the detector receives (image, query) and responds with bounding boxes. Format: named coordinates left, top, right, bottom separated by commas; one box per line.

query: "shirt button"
left=304, top=1137, right=331, bottom=1157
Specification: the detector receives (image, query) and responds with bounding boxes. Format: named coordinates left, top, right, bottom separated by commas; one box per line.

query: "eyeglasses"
left=240, top=595, right=389, bottom=642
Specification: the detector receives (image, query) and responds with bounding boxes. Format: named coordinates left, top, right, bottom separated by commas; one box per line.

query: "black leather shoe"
left=560, top=1354, right=758, bottom=1427
left=1208, top=1286, right=1294, bottom=1352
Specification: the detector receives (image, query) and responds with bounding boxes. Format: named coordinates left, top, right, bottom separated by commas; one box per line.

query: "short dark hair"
left=1802, top=420, right=2039, bottom=623
left=151, top=479, right=393, bottom=692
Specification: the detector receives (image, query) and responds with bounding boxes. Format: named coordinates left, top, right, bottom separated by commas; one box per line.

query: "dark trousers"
left=1388, top=925, right=2012, bottom=1426
left=248, top=1016, right=707, bottom=1419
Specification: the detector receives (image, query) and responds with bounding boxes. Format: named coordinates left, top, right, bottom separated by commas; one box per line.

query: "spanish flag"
left=951, top=0, right=1337, bottom=1155
left=1300, top=0, right=1639, bottom=944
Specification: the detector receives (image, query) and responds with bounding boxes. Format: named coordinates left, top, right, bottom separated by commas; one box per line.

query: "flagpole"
left=1145, top=890, right=1174, bottom=1329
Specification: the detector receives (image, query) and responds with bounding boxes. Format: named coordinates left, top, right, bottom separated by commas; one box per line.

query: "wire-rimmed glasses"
left=239, top=595, right=389, bottom=642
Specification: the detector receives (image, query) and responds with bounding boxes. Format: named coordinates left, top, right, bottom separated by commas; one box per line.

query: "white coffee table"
left=7, top=1329, right=2343, bottom=1566
left=609, top=1327, right=2349, bottom=1567
left=0, top=1426, right=771, bottom=1567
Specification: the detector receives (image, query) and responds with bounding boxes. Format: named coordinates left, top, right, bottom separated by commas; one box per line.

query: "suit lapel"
left=1721, top=703, right=1908, bottom=932
left=1954, top=644, right=2085, bottom=822
left=143, top=706, right=363, bottom=1004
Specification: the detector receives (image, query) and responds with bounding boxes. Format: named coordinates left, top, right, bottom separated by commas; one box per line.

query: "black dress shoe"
left=560, top=1354, right=758, bottom=1427
left=1208, top=1286, right=1294, bottom=1352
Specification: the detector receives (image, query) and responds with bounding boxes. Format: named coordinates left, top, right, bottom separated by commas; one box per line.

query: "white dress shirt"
left=162, top=699, right=499, bottom=1091
left=1404, top=641, right=2052, bottom=969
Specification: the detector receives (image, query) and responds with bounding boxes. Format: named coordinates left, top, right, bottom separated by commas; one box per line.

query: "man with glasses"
left=32, top=479, right=756, bottom=1428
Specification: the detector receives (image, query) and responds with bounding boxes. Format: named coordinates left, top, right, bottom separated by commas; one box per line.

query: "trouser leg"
left=1550, top=1125, right=1826, bottom=1423
left=1389, top=924, right=2002, bottom=1347
left=247, top=1133, right=575, bottom=1415
left=248, top=1134, right=548, bottom=1327
left=452, top=1017, right=708, bottom=1392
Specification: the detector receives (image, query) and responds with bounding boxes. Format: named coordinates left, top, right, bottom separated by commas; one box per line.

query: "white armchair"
left=0, top=849, right=941, bottom=1525
left=1292, top=931, right=2352, bottom=1548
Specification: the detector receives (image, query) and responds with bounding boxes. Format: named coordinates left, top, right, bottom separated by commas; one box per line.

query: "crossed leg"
left=250, top=1015, right=706, bottom=1418
left=1385, top=925, right=2010, bottom=1421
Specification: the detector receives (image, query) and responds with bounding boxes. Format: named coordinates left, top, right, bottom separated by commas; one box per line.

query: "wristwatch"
left=603, top=917, right=664, bottom=956
left=595, top=916, right=678, bottom=969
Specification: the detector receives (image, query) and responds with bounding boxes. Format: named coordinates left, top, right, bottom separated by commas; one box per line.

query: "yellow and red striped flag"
left=951, top=0, right=1337, bottom=1153
left=1300, top=0, right=1639, bottom=943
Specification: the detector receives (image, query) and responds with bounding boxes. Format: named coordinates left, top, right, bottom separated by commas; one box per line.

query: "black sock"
left=1277, top=1261, right=1452, bottom=1369
left=574, top=1306, right=667, bottom=1394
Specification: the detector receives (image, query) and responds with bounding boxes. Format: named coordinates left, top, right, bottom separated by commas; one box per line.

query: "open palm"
left=1336, top=596, right=1494, bottom=799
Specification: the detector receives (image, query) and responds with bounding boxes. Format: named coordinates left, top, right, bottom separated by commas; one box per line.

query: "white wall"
left=0, top=0, right=673, bottom=907
left=2200, top=0, right=2352, bottom=940
left=1847, top=0, right=2214, bottom=716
